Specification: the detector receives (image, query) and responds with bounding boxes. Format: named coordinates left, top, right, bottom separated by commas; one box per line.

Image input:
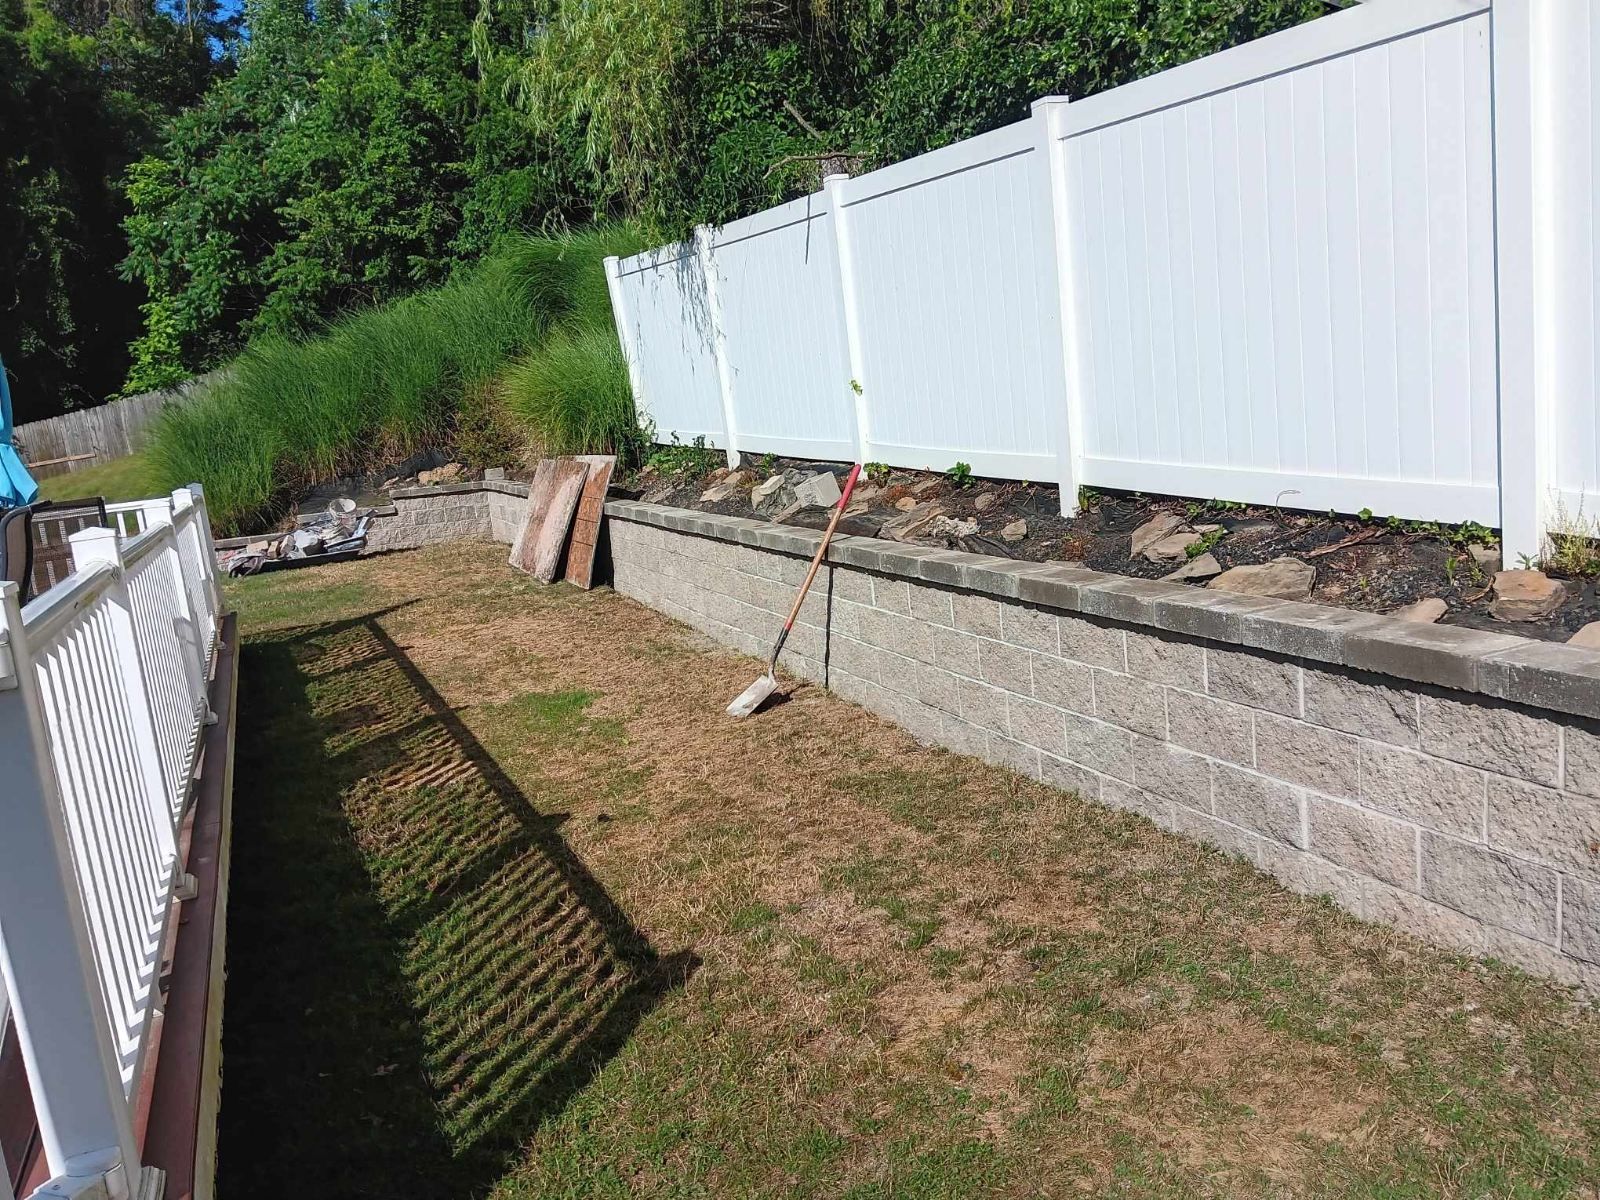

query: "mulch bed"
left=621, top=456, right=1600, bottom=643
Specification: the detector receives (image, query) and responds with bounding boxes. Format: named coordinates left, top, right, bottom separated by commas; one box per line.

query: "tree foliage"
left=0, top=0, right=221, bottom=419
left=107, top=0, right=1326, bottom=399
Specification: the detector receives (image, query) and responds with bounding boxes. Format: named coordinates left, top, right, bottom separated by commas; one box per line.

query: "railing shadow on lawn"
left=221, top=602, right=696, bottom=1199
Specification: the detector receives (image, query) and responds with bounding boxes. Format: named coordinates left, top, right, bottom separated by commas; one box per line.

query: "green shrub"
left=500, top=327, right=641, bottom=459
left=149, top=223, right=645, bottom=534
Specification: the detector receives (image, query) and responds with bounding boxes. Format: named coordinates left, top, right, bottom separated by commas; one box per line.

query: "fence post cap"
left=170, top=488, right=195, bottom=511
left=69, top=524, right=123, bottom=570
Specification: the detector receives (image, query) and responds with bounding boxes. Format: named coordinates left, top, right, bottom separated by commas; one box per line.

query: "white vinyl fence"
left=0, top=486, right=220, bottom=1200
left=608, top=0, right=1591, bottom=563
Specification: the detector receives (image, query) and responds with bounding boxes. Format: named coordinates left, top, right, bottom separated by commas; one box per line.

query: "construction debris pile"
left=220, top=499, right=372, bottom=576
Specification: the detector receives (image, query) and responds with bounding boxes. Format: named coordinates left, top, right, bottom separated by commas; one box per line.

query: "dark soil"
left=622, top=456, right=1600, bottom=644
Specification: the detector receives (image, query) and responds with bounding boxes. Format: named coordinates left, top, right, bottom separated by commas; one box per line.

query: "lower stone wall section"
left=365, top=484, right=493, bottom=553
left=606, top=508, right=1600, bottom=993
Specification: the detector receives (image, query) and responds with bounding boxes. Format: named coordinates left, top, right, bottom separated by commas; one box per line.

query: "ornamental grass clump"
left=149, top=223, right=647, bottom=535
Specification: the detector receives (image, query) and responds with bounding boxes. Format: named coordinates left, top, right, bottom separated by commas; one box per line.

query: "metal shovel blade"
left=726, top=671, right=779, bottom=718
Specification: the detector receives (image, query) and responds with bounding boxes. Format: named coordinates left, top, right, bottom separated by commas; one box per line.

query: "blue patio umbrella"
left=0, top=357, right=39, bottom=507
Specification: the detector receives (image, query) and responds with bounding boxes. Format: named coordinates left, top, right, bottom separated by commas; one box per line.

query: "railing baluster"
left=70, top=529, right=179, bottom=872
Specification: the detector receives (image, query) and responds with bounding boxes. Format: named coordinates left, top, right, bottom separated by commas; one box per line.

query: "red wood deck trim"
left=142, top=612, right=238, bottom=1200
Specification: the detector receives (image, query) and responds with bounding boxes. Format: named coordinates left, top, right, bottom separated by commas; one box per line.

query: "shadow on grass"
left=220, top=603, right=695, bottom=1198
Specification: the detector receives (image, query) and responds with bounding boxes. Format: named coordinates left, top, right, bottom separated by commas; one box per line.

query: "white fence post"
left=70, top=528, right=179, bottom=866
left=694, top=227, right=742, bottom=468
left=823, top=172, right=873, bottom=466
left=0, top=581, right=144, bottom=1199
left=1492, top=0, right=1549, bottom=565
left=1032, top=95, right=1085, bottom=517
left=605, top=255, right=652, bottom=447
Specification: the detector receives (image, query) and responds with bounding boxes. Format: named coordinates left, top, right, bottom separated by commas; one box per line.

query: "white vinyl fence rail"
left=0, top=485, right=221, bottom=1200
left=608, top=0, right=1591, bottom=563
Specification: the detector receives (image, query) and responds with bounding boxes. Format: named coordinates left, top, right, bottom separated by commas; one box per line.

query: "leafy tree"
left=121, top=0, right=1327, bottom=388
left=0, top=0, right=221, bottom=419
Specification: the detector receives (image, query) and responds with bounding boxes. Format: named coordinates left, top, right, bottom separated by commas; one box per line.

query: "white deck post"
left=823, top=173, right=873, bottom=465
left=184, top=484, right=223, bottom=616
left=0, top=581, right=143, bottom=1199
left=170, top=489, right=217, bottom=695
left=140, top=498, right=208, bottom=717
left=70, top=529, right=180, bottom=862
left=1032, top=95, right=1085, bottom=517
left=694, top=227, right=741, bottom=468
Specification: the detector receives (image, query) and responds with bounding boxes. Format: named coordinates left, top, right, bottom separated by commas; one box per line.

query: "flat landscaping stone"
left=1490, top=569, right=1564, bottom=622
left=1209, top=557, right=1314, bottom=600
left=1130, top=511, right=1185, bottom=557
left=1570, top=621, right=1600, bottom=649
left=1165, top=552, right=1220, bottom=582
left=1392, top=597, right=1447, bottom=623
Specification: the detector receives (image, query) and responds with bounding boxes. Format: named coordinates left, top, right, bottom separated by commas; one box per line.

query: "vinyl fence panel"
left=832, top=119, right=1067, bottom=482
left=1059, top=0, right=1498, bottom=524
left=606, top=0, right=1600, bottom=562
left=608, top=244, right=728, bottom=448
left=1545, top=3, right=1600, bottom=525
left=705, top=194, right=857, bottom=462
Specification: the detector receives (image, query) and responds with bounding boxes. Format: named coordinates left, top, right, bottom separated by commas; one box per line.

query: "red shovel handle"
left=769, top=464, right=862, bottom=667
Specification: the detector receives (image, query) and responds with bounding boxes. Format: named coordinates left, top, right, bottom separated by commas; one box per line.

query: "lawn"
left=34, top=451, right=158, bottom=504
left=221, top=541, right=1600, bottom=1199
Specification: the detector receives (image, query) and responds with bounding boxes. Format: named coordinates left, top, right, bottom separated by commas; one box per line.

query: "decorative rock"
left=927, top=515, right=979, bottom=540
left=1209, top=557, right=1315, bottom=600
left=794, top=471, right=842, bottom=509
left=1568, top=621, right=1600, bottom=649
left=852, top=484, right=882, bottom=505
left=1165, top=553, right=1221, bottom=582
left=844, top=502, right=868, bottom=517
left=421, top=462, right=464, bottom=486
left=751, top=474, right=796, bottom=515
left=1000, top=519, right=1028, bottom=544
left=911, top=479, right=942, bottom=496
left=1392, top=597, right=1448, bottom=623
left=1490, top=569, right=1565, bottom=622
left=1143, top=531, right=1200, bottom=562
left=974, top=492, right=998, bottom=512
left=881, top=503, right=945, bottom=542
left=894, top=496, right=918, bottom=512
left=700, top=474, right=744, bottom=503
left=1131, top=511, right=1186, bottom=557
left=1468, top=543, right=1502, bottom=574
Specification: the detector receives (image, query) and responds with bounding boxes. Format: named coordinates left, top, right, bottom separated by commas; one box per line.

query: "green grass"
left=149, top=224, right=647, bottom=536
left=35, top=450, right=159, bottom=504
left=221, top=543, right=1600, bottom=1199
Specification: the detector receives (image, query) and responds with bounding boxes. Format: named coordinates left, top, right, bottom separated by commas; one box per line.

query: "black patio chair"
left=28, top=497, right=110, bottom=598
left=0, top=505, right=34, bottom=602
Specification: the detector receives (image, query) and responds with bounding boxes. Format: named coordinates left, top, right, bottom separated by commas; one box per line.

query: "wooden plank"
left=508, top=458, right=589, bottom=582
left=563, top=456, right=617, bottom=589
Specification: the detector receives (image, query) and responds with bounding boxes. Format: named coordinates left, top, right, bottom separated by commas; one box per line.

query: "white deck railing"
left=0, top=486, right=221, bottom=1200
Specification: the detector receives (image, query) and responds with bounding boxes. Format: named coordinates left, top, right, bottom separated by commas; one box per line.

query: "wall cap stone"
left=605, top=499, right=1600, bottom=722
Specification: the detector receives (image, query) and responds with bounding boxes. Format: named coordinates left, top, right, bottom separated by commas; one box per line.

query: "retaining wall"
left=602, top=499, right=1600, bottom=993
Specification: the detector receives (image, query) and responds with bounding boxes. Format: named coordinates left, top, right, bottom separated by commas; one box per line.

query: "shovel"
left=727, top=462, right=863, bottom=717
